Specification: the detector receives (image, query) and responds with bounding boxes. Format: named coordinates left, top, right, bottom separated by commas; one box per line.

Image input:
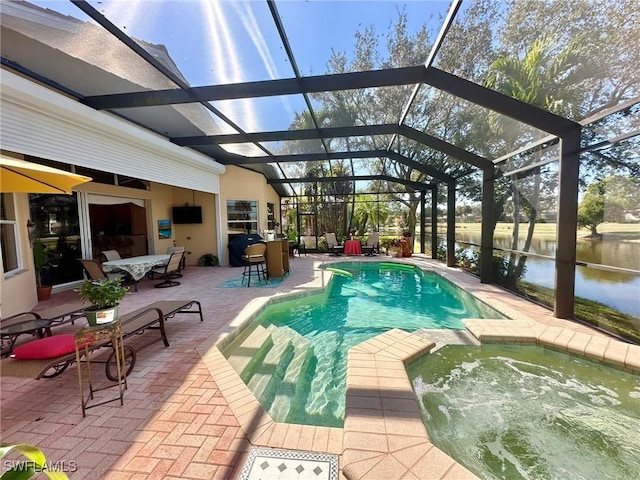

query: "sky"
left=30, top=0, right=451, bottom=136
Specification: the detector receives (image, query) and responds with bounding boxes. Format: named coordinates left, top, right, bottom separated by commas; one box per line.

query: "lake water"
left=453, top=233, right=640, bottom=318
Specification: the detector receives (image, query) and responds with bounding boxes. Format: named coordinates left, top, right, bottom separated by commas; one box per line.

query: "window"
left=1, top=193, right=20, bottom=274
left=267, top=202, right=276, bottom=230
left=29, top=194, right=83, bottom=286
left=227, top=200, right=258, bottom=234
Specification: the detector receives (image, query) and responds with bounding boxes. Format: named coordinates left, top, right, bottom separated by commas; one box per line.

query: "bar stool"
left=242, top=243, right=267, bottom=287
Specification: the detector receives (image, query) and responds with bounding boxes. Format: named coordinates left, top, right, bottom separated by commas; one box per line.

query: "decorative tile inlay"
left=237, top=447, right=339, bottom=480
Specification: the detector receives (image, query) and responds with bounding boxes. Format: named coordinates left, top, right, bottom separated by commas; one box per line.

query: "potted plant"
left=79, top=278, right=127, bottom=326
left=388, top=238, right=403, bottom=257
left=197, top=253, right=220, bottom=266
left=32, top=237, right=53, bottom=300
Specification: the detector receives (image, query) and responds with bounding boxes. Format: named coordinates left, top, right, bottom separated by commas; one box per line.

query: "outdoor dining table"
left=102, top=254, right=170, bottom=282
left=344, top=239, right=362, bottom=255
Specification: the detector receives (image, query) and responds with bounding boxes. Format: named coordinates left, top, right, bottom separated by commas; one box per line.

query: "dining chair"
left=80, top=259, right=135, bottom=291
left=362, top=232, right=380, bottom=256
left=167, top=246, right=187, bottom=276
left=289, top=236, right=307, bottom=257
left=152, top=251, right=185, bottom=288
left=241, top=243, right=267, bottom=287
left=101, top=250, right=121, bottom=262
left=325, top=233, right=344, bottom=256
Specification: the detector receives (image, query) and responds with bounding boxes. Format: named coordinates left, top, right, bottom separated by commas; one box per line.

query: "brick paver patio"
left=2, top=253, right=635, bottom=479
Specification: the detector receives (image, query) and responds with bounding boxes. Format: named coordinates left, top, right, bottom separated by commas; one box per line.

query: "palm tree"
left=485, top=35, right=588, bottom=285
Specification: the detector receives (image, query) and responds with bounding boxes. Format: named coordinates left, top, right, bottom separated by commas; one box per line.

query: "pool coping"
left=196, top=257, right=640, bottom=480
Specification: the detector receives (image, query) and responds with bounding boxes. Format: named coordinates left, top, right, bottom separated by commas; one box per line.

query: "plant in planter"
left=32, top=237, right=53, bottom=300
left=79, top=278, right=127, bottom=326
left=197, top=253, right=219, bottom=266
left=388, top=238, right=403, bottom=257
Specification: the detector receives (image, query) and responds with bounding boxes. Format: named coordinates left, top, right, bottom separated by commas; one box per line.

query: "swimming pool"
left=408, top=344, right=640, bottom=480
left=222, top=261, right=505, bottom=427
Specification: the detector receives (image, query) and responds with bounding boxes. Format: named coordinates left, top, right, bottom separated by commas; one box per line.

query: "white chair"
left=325, top=233, right=344, bottom=256
left=362, top=232, right=380, bottom=256
left=290, top=236, right=307, bottom=257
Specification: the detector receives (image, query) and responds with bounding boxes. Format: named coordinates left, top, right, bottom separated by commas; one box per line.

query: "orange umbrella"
left=0, top=158, right=91, bottom=194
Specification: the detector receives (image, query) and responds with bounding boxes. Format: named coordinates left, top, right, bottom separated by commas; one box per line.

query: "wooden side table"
left=74, top=320, right=127, bottom=417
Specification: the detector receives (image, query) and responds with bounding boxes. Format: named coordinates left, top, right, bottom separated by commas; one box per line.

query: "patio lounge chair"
left=0, top=300, right=203, bottom=381
left=325, top=233, right=344, bottom=256
left=0, top=302, right=90, bottom=356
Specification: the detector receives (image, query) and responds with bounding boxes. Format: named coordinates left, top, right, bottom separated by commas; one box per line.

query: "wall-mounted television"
left=172, top=206, right=202, bottom=224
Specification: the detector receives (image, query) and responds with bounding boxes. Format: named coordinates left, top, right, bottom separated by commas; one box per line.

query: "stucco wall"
left=1, top=193, right=38, bottom=316
left=161, top=187, right=218, bottom=266
left=76, top=181, right=219, bottom=266
left=1, top=163, right=280, bottom=312
left=219, top=166, right=281, bottom=266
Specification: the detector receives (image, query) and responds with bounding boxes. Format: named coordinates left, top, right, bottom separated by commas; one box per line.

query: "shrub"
left=197, top=254, right=219, bottom=266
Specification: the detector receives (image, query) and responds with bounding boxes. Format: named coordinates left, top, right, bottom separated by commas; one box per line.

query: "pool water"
left=407, top=345, right=640, bottom=480
left=228, top=262, right=504, bottom=427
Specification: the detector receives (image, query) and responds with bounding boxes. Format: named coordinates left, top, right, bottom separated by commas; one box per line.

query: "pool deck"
left=1, top=254, right=638, bottom=479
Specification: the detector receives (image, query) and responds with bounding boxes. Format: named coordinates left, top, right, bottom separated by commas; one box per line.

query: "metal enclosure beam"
left=268, top=175, right=431, bottom=191
left=481, top=167, right=495, bottom=283
left=420, top=190, right=426, bottom=254
left=424, top=67, right=579, bottom=137
left=399, top=125, right=492, bottom=171
left=431, top=186, right=438, bottom=259
left=173, top=124, right=400, bottom=145
left=446, top=181, right=456, bottom=266
left=386, top=152, right=453, bottom=183
left=554, top=127, right=582, bottom=318
left=82, top=66, right=428, bottom=109
left=217, top=149, right=453, bottom=183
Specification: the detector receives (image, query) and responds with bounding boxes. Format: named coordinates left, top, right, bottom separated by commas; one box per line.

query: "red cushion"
left=12, top=334, right=79, bottom=360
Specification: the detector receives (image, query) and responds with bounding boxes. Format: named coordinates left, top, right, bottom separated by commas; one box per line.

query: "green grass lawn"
left=446, top=222, right=640, bottom=241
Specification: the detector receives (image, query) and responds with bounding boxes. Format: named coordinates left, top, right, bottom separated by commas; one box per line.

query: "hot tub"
left=407, top=344, right=640, bottom=480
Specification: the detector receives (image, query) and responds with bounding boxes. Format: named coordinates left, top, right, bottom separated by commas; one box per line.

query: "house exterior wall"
left=219, top=166, right=281, bottom=266
left=0, top=193, right=38, bottom=317
left=1, top=69, right=224, bottom=194
left=152, top=185, right=218, bottom=266
left=1, top=68, right=281, bottom=306
left=0, top=67, right=229, bottom=312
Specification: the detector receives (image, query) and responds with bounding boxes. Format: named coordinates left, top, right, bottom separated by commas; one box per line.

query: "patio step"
left=246, top=325, right=295, bottom=407
left=268, top=329, right=315, bottom=422
left=225, top=325, right=274, bottom=383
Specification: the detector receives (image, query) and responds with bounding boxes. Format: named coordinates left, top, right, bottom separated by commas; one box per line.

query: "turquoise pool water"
left=408, top=345, right=640, bottom=480
left=227, top=261, right=504, bottom=427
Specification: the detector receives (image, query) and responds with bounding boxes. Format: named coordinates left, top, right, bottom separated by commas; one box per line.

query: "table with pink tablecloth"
left=344, top=240, right=362, bottom=255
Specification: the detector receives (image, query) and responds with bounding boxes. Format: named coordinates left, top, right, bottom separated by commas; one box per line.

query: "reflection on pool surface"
left=407, top=345, right=640, bottom=480
left=224, top=262, right=505, bottom=427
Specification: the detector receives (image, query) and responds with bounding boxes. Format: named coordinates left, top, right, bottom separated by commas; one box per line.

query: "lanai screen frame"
left=4, top=0, right=616, bottom=320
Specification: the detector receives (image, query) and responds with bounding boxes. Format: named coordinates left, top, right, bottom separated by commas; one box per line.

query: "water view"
left=454, top=232, right=640, bottom=317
